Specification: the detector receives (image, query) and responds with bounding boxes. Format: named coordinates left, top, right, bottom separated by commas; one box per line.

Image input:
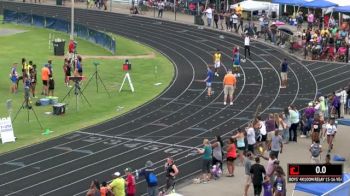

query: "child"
left=263, top=176, right=273, bottom=196
left=233, top=53, right=241, bottom=77
left=210, top=163, right=222, bottom=180
left=48, top=76, right=55, bottom=96
left=273, top=166, right=286, bottom=196
left=10, top=63, right=18, bottom=94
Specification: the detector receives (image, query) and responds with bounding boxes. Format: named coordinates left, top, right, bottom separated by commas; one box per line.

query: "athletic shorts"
left=214, top=61, right=221, bottom=68
left=261, top=134, right=267, bottom=142
left=245, top=174, right=252, bottom=185
left=281, top=72, right=287, bottom=80
left=206, top=82, right=212, bottom=87
left=238, top=146, right=245, bottom=151
left=42, top=80, right=48, bottom=86
left=227, top=157, right=236, bottom=162
left=202, top=159, right=212, bottom=173
left=224, top=85, right=235, bottom=96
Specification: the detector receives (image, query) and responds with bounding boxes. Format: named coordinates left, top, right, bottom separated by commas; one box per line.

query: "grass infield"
left=0, top=21, right=174, bottom=153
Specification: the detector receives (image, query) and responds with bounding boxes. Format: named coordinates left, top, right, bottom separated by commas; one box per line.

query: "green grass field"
left=0, top=22, right=174, bottom=153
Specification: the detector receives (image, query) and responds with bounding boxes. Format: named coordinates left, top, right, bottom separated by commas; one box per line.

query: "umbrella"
left=278, top=26, right=293, bottom=35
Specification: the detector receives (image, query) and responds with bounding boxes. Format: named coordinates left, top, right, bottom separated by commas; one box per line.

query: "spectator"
left=75, top=55, right=83, bottom=76
left=280, top=59, right=288, bottom=88
left=211, top=135, right=224, bottom=170
left=204, top=6, right=213, bottom=27
left=244, top=34, right=251, bottom=59
left=302, top=102, right=316, bottom=137
left=10, top=63, right=18, bottom=94
left=63, top=58, right=72, bottom=87
left=235, top=3, right=242, bottom=16
left=41, top=64, right=50, bottom=96
left=219, top=11, right=224, bottom=30
left=100, top=181, right=113, bottom=196
left=86, top=180, right=100, bottom=196
left=157, top=0, right=164, bottom=18
left=325, top=154, right=332, bottom=165
left=310, top=140, right=322, bottom=163
left=324, top=118, right=337, bottom=153
left=223, top=70, right=237, bottom=106
left=108, top=172, right=126, bottom=196
left=244, top=151, right=253, bottom=196
left=270, top=130, right=283, bottom=159
left=226, top=137, right=237, bottom=177
left=23, top=73, right=31, bottom=108
left=238, top=16, right=244, bottom=33
left=197, top=139, right=212, bottom=182
left=164, top=157, right=179, bottom=193
left=213, top=11, right=219, bottom=29
left=125, top=168, right=136, bottom=196
left=336, top=88, right=347, bottom=118
left=250, top=157, right=266, bottom=196
left=282, top=109, right=290, bottom=144
left=273, top=166, right=287, bottom=196
left=30, top=64, right=37, bottom=98
left=231, top=12, right=238, bottom=33
left=266, top=113, right=277, bottom=145
left=47, top=60, right=53, bottom=77
left=311, top=114, right=322, bottom=142
left=288, top=105, right=299, bottom=142
left=307, top=11, right=314, bottom=29
left=232, top=129, right=245, bottom=165
left=139, top=161, right=158, bottom=196
left=263, top=176, right=273, bottom=196
left=246, top=122, right=256, bottom=154
left=260, top=153, right=277, bottom=181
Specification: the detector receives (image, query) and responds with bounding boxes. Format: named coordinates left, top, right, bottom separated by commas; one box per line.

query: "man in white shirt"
left=244, top=34, right=251, bottom=59
left=204, top=7, right=213, bottom=27
left=246, top=124, right=256, bottom=154
left=157, top=0, right=165, bottom=18
left=336, top=88, right=347, bottom=118
left=231, top=13, right=238, bottom=33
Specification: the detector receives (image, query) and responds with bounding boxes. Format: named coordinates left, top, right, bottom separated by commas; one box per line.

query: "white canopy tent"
left=230, top=0, right=280, bottom=19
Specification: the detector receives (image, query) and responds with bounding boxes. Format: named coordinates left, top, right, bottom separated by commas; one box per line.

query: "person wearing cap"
left=139, top=161, right=158, bottom=196
left=108, top=171, right=125, bottom=196
left=125, top=168, right=136, bottom=196
left=223, top=70, right=237, bottom=106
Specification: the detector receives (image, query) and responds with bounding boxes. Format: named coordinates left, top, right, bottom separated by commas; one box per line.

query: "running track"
left=0, top=2, right=349, bottom=195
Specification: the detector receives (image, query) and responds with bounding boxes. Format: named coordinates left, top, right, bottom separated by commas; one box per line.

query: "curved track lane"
left=0, top=2, right=349, bottom=196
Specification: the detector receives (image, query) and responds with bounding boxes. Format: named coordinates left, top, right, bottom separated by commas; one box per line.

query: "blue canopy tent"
left=293, top=173, right=350, bottom=196
left=335, top=5, right=350, bottom=13
left=302, top=0, right=337, bottom=8
left=272, top=0, right=306, bottom=6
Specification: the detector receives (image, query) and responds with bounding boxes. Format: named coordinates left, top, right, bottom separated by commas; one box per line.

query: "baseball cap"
left=145, top=160, right=153, bottom=167
left=114, top=172, right=121, bottom=177
left=125, top=168, right=132, bottom=172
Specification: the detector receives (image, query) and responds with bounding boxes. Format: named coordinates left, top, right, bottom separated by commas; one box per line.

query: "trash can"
left=53, top=40, right=65, bottom=56
left=194, top=15, right=204, bottom=25
left=56, top=0, right=62, bottom=5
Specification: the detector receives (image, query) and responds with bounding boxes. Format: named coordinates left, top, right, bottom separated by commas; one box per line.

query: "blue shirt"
left=207, top=70, right=214, bottom=83
left=281, top=61, right=288, bottom=72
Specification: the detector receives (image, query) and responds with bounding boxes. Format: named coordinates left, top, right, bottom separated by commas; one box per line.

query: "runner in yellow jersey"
left=213, top=49, right=221, bottom=77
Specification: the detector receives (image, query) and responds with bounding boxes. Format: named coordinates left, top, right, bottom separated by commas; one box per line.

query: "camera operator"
left=75, top=55, right=83, bottom=76
left=23, top=73, right=31, bottom=108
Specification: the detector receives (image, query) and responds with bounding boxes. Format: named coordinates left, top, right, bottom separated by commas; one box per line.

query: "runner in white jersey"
left=323, top=118, right=337, bottom=153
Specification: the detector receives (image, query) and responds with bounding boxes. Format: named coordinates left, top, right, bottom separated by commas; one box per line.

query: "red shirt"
left=68, top=40, right=75, bottom=53
left=126, top=174, right=136, bottom=194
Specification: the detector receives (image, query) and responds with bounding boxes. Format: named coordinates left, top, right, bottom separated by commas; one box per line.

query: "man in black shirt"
left=250, top=157, right=266, bottom=196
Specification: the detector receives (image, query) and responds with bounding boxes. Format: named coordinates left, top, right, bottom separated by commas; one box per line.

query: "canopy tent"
left=232, top=0, right=271, bottom=12
left=293, top=173, right=350, bottom=196
left=326, top=0, right=350, bottom=7
left=271, top=0, right=306, bottom=6
left=302, top=0, right=337, bottom=8
left=335, top=6, right=350, bottom=13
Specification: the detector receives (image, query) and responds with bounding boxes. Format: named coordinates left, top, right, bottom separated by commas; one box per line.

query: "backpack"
left=147, top=172, right=158, bottom=186
left=311, top=143, right=321, bottom=157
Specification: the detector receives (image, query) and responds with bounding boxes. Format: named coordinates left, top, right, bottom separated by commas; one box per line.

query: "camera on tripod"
left=123, top=59, right=131, bottom=71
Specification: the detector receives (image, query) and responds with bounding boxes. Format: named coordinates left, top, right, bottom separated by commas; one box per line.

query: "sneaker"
left=224, top=102, right=227, bottom=105
left=300, top=135, right=306, bottom=138
left=230, top=102, right=233, bottom=105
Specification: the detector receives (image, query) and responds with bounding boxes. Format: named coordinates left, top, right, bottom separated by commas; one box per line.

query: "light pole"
left=70, top=0, right=74, bottom=39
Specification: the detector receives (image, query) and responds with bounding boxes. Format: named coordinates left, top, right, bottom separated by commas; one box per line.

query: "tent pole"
left=292, top=190, right=295, bottom=196
left=328, top=11, right=333, bottom=28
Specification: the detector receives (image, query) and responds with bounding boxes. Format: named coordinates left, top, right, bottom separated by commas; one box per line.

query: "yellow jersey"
left=214, top=53, right=221, bottom=62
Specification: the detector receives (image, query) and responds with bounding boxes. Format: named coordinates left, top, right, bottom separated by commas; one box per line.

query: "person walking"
left=250, top=157, right=266, bottom=196
left=125, top=168, right=136, bottom=196
left=226, top=137, right=237, bottom=177
left=244, top=34, right=251, bottom=60
left=270, top=130, right=283, bottom=159
left=204, top=6, right=213, bottom=27
left=211, top=135, right=224, bottom=170
left=323, top=118, right=337, bottom=153
left=310, top=114, right=322, bottom=142
left=246, top=122, right=256, bottom=154
left=288, top=105, right=299, bottom=142
left=203, top=66, right=214, bottom=97
left=244, top=151, right=254, bottom=196
left=163, top=157, right=179, bottom=194
left=139, top=161, right=159, bottom=196
left=273, top=166, right=287, bottom=196
left=223, top=70, right=237, bottom=106
left=213, top=49, right=221, bottom=76
left=108, top=172, right=126, bottom=196
left=280, top=59, right=288, bottom=88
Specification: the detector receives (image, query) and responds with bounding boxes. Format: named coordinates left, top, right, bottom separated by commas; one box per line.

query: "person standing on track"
left=213, top=49, right=222, bottom=76
left=280, top=59, right=288, bottom=88
left=223, top=70, right=237, bottom=106
left=203, top=66, right=214, bottom=96
left=244, top=33, right=251, bottom=60
left=108, top=172, right=126, bottom=196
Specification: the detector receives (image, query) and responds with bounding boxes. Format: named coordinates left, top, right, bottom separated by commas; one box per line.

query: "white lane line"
left=319, top=78, right=350, bottom=91
left=313, top=64, right=348, bottom=77
left=309, top=63, right=334, bottom=71
left=318, top=69, right=350, bottom=83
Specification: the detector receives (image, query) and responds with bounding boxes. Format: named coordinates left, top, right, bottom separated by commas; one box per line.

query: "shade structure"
left=302, top=0, right=337, bottom=8
left=272, top=0, right=306, bottom=6
left=335, top=5, right=350, bottom=13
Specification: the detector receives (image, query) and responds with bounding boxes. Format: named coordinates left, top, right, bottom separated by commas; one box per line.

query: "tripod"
left=12, top=99, right=44, bottom=130
left=61, top=77, right=91, bottom=111
left=82, top=62, right=110, bottom=97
